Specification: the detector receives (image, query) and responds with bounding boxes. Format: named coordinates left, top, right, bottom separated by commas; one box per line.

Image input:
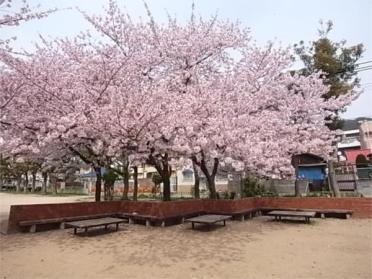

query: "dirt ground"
left=0, top=194, right=371, bottom=279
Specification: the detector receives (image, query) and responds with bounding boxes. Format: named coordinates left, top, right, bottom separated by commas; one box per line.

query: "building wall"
left=336, top=129, right=361, bottom=150
left=359, top=120, right=372, bottom=149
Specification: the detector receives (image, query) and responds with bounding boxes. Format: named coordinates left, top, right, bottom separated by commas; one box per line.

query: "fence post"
left=351, top=164, right=358, bottom=191
left=328, top=160, right=340, bottom=197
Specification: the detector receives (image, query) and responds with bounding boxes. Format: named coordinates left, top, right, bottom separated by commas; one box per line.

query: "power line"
left=356, top=65, right=372, bottom=71
left=355, top=67, right=372, bottom=73
left=355, top=60, right=372, bottom=66
left=334, top=65, right=372, bottom=74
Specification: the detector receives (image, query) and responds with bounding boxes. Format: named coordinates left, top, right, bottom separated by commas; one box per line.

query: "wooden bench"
left=185, top=214, right=232, bottom=230
left=260, top=207, right=353, bottom=219
left=266, top=210, right=316, bottom=223
left=117, top=212, right=203, bottom=227
left=229, top=208, right=261, bottom=221
left=19, top=218, right=65, bottom=233
left=65, top=217, right=127, bottom=235
left=207, top=209, right=260, bottom=221
left=117, top=213, right=159, bottom=227
left=18, top=213, right=119, bottom=233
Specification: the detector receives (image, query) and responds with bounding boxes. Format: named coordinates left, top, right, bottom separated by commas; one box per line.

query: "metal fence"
left=334, top=162, right=372, bottom=195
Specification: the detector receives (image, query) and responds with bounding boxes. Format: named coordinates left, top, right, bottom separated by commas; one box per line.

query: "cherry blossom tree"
left=0, top=0, right=54, bottom=27
left=0, top=0, right=57, bottom=112
left=0, top=0, right=358, bottom=201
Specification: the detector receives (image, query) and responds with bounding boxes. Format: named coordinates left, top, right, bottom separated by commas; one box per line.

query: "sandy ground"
left=0, top=192, right=93, bottom=234
left=0, top=193, right=371, bottom=279
left=0, top=219, right=371, bottom=278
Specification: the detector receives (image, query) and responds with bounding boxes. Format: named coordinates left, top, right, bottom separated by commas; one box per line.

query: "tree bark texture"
left=133, top=166, right=138, bottom=201
left=192, top=159, right=200, bottom=199
left=94, top=166, right=102, bottom=202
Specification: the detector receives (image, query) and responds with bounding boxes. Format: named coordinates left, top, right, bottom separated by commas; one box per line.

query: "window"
left=182, top=169, right=193, bottom=182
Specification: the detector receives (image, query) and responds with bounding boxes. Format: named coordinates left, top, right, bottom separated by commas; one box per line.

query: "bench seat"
left=65, top=217, right=127, bottom=235
left=185, top=214, right=232, bottom=230
left=260, top=207, right=353, bottom=219
left=117, top=211, right=204, bottom=227
left=267, top=210, right=316, bottom=223
left=18, top=213, right=119, bottom=233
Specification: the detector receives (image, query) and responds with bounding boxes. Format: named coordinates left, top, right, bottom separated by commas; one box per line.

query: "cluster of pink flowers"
left=0, top=1, right=357, bottom=191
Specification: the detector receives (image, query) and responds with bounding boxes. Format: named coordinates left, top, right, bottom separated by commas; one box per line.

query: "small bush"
left=241, top=176, right=264, bottom=197
left=138, top=193, right=149, bottom=199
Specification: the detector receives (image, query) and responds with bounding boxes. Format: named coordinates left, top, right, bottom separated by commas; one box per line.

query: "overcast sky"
left=2, top=0, right=371, bottom=119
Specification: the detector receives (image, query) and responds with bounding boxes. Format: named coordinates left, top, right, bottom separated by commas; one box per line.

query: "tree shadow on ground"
left=184, top=223, right=228, bottom=232
left=70, top=226, right=127, bottom=237
left=266, top=219, right=315, bottom=225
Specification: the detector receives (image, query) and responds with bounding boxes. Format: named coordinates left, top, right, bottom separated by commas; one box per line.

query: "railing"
left=334, top=162, right=372, bottom=192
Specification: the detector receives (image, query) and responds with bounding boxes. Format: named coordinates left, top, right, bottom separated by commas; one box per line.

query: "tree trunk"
left=199, top=158, right=219, bottom=199
left=94, top=166, right=102, bottom=202
left=294, top=164, right=301, bottom=197
left=103, top=181, right=108, bottom=201
left=31, top=171, right=36, bottom=193
left=133, top=166, right=138, bottom=201
left=192, top=160, right=200, bottom=199
left=53, top=181, right=58, bottom=195
left=294, top=179, right=301, bottom=197
left=0, top=154, right=3, bottom=189
left=48, top=174, right=58, bottom=195
left=23, top=172, right=28, bottom=193
left=16, top=175, right=21, bottom=192
left=42, top=172, right=48, bottom=194
left=122, top=161, right=130, bottom=200
left=103, top=182, right=114, bottom=201
left=162, top=174, right=171, bottom=201
left=206, top=175, right=217, bottom=199
left=147, top=152, right=172, bottom=201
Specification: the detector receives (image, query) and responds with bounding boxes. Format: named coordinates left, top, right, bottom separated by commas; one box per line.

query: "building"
left=175, top=167, right=229, bottom=194
left=359, top=120, right=372, bottom=150
left=336, top=118, right=372, bottom=163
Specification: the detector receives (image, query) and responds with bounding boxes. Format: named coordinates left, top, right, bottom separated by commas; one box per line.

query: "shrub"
left=241, top=176, right=264, bottom=197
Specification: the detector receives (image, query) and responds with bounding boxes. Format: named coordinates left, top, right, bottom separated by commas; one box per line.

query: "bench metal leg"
left=74, top=228, right=77, bottom=235
left=240, top=215, right=245, bottom=222
left=223, top=220, right=226, bottom=226
left=320, top=213, right=325, bottom=219
left=192, top=222, right=195, bottom=230
left=181, top=217, right=185, bottom=224
left=145, top=220, right=150, bottom=227
left=85, top=227, right=88, bottom=233
left=161, top=221, right=165, bottom=227
left=104, top=225, right=108, bottom=230
left=60, top=222, right=65, bottom=229
left=129, top=218, right=133, bottom=224
left=29, top=224, right=36, bottom=233
left=116, top=223, right=119, bottom=231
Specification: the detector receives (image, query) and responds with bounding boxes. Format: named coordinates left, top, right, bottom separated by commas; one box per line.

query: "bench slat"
left=65, top=217, right=126, bottom=229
